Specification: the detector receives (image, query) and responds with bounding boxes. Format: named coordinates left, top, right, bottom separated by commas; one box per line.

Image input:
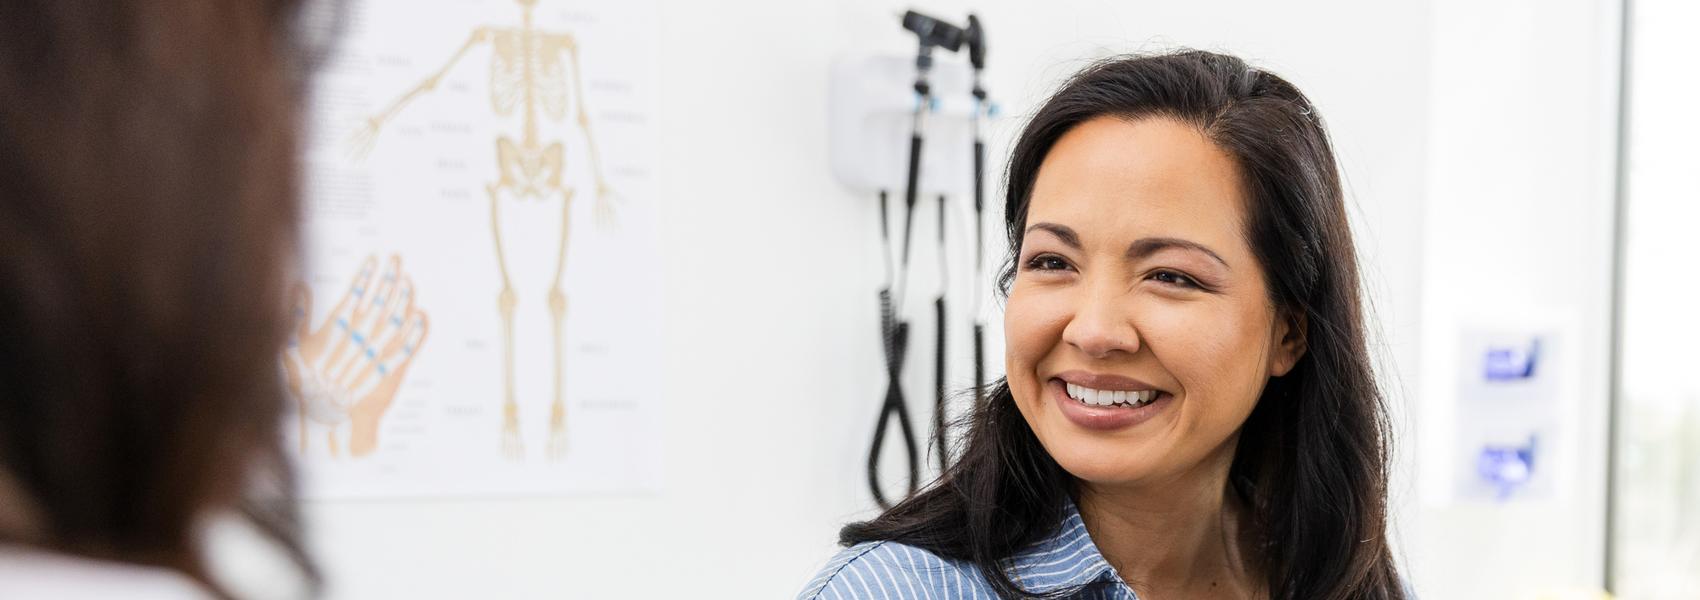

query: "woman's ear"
left=1270, top=310, right=1308, bottom=377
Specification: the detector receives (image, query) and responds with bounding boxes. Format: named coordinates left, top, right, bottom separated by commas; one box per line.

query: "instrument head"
left=901, top=10, right=963, bottom=53
left=965, top=14, right=986, bottom=69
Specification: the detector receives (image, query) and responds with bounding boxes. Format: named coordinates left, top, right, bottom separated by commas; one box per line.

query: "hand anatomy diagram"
left=285, top=255, right=430, bottom=458
left=350, top=0, right=613, bottom=459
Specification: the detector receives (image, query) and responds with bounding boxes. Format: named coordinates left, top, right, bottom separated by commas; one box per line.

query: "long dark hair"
left=0, top=0, right=319, bottom=595
left=842, top=50, right=1403, bottom=600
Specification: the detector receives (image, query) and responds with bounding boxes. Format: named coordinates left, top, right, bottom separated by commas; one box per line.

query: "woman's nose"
left=1060, top=283, right=1140, bottom=359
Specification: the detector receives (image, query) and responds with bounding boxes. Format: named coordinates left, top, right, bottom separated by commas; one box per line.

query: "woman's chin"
left=1045, top=439, right=1166, bottom=487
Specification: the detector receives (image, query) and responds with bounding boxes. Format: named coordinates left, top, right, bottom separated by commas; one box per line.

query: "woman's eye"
left=1024, top=254, right=1073, bottom=272
left=1149, top=270, right=1199, bottom=288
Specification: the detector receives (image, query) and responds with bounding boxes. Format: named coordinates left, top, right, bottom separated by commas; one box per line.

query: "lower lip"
left=1051, top=379, right=1172, bottom=431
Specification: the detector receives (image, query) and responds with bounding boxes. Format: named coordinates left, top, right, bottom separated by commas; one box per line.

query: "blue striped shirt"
left=797, top=502, right=1137, bottom=599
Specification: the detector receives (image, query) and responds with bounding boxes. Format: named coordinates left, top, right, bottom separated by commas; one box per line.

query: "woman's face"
left=1005, top=116, right=1306, bottom=491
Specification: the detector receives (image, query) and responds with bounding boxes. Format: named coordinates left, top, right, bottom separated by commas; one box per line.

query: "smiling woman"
left=1011, top=115, right=1307, bottom=498
left=799, top=51, right=1404, bottom=600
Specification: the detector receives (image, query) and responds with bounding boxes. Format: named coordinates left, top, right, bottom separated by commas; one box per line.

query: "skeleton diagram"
left=352, top=0, right=613, bottom=459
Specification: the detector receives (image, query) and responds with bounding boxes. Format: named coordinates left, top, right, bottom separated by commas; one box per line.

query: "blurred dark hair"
left=0, top=0, right=320, bottom=594
left=842, top=50, right=1404, bottom=600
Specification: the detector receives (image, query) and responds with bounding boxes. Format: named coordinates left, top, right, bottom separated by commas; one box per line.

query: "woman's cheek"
left=1171, top=301, right=1274, bottom=424
left=1130, top=297, right=1207, bottom=351
left=1004, top=289, right=1052, bottom=382
left=1008, top=287, right=1073, bottom=346
left=1136, top=297, right=1251, bottom=393
left=1007, top=289, right=1075, bottom=406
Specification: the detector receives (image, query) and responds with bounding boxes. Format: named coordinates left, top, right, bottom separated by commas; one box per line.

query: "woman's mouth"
left=1064, top=382, right=1160, bottom=408
left=1049, top=375, right=1173, bottom=431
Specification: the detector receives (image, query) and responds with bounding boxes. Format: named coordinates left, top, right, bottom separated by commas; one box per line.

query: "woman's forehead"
left=1027, top=116, right=1249, bottom=248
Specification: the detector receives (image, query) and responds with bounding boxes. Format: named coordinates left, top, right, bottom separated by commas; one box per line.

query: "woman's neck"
left=1075, top=443, right=1260, bottom=599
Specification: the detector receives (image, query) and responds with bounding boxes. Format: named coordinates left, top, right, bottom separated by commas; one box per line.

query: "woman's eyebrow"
left=1026, top=222, right=1229, bottom=269
left=1127, top=237, right=1230, bottom=269
left=1025, top=222, right=1081, bottom=249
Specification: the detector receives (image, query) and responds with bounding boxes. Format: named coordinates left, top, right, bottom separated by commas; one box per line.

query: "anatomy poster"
left=290, top=0, right=662, bottom=498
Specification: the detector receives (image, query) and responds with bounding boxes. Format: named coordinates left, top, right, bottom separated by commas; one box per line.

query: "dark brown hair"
left=0, top=0, right=318, bottom=593
left=843, top=50, right=1404, bottom=599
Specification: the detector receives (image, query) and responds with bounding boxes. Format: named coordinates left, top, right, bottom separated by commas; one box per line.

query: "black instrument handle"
left=933, top=296, right=948, bottom=474
left=901, top=133, right=923, bottom=266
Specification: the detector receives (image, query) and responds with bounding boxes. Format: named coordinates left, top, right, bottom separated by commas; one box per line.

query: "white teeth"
left=1065, top=382, right=1159, bottom=407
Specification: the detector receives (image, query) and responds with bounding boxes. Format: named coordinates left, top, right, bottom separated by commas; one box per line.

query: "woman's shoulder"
left=796, top=540, right=991, bottom=600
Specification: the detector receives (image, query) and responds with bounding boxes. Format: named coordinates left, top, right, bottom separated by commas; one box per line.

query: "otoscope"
left=868, top=10, right=964, bottom=510
left=897, top=10, right=963, bottom=266
left=924, top=13, right=990, bottom=475
left=964, top=14, right=989, bottom=412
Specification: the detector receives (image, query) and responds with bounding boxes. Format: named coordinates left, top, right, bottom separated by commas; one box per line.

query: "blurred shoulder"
left=0, top=546, right=208, bottom=599
left=797, top=540, right=990, bottom=599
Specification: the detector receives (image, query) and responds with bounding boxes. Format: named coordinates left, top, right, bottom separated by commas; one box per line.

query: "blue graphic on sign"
left=1476, top=435, right=1538, bottom=500
left=1484, top=338, right=1541, bottom=381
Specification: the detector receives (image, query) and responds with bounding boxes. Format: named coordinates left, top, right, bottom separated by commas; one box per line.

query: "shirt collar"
left=1005, top=497, right=1123, bottom=594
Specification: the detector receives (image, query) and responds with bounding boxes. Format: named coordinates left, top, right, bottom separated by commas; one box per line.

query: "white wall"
left=1408, top=0, right=1622, bottom=598
left=276, top=1, right=1618, bottom=598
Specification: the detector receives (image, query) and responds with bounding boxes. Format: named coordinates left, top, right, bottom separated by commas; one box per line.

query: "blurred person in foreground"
left=0, top=0, right=323, bottom=597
